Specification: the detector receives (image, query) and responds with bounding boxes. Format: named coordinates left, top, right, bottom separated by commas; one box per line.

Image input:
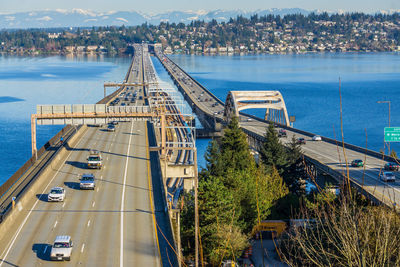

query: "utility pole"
left=194, top=147, right=199, bottom=267
left=377, top=100, right=391, bottom=155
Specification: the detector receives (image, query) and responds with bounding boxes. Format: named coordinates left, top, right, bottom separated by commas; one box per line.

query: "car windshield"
left=53, top=242, right=69, bottom=248
left=386, top=173, right=394, bottom=177
left=88, top=156, right=100, bottom=161
left=82, top=177, right=94, bottom=181
left=50, top=189, right=63, bottom=194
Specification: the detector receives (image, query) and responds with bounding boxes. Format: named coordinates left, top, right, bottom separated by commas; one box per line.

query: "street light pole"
left=377, top=100, right=391, bottom=155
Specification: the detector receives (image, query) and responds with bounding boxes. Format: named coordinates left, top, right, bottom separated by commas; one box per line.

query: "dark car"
left=107, top=124, right=115, bottom=132
left=351, top=159, right=364, bottom=167
left=278, top=129, right=287, bottom=138
left=297, top=137, right=306, bottom=144
left=384, top=162, right=399, bottom=171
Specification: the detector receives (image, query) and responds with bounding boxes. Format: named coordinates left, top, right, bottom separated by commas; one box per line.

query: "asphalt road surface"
left=0, top=121, right=160, bottom=267
left=157, top=51, right=400, bottom=207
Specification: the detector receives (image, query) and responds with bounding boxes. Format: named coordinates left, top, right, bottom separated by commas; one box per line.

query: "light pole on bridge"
left=377, top=100, right=391, bottom=155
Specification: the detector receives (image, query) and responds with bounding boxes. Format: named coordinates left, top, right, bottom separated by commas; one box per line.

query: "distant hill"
left=0, top=8, right=314, bottom=29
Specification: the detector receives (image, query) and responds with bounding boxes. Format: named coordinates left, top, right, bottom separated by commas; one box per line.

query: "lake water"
left=0, top=52, right=399, bottom=185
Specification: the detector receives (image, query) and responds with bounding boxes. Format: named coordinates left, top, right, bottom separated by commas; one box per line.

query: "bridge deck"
left=156, top=49, right=400, bottom=207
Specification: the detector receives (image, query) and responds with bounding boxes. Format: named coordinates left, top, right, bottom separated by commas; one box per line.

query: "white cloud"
left=5, top=16, right=15, bottom=21
left=84, top=18, right=98, bottom=22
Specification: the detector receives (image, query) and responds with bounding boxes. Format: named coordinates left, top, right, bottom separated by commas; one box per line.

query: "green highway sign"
left=384, top=127, right=400, bottom=142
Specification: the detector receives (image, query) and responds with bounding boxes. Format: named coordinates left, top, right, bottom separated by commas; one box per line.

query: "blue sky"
left=0, top=0, right=399, bottom=14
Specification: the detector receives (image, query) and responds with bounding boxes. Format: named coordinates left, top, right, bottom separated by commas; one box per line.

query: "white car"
left=48, top=187, right=65, bottom=202
left=312, top=135, right=322, bottom=141
left=50, top=235, right=73, bottom=261
left=380, top=171, right=395, bottom=182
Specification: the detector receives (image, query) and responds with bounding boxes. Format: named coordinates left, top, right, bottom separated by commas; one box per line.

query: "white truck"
left=87, top=150, right=102, bottom=169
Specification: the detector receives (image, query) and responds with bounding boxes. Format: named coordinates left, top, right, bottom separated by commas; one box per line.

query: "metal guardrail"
left=0, top=125, right=79, bottom=223
left=0, top=51, right=137, bottom=223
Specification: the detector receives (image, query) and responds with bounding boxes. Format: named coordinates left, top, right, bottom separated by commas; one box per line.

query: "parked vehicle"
left=380, top=171, right=395, bottom=182
left=351, top=159, right=364, bottom=167
left=384, top=162, right=400, bottom=171
left=50, top=235, right=73, bottom=261
left=48, top=187, right=65, bottom=202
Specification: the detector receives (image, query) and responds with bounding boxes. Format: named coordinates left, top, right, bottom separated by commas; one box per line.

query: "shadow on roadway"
left=0, top=259, right=18, bottom=267
left=65, top=161, right=87, bottom=169
left=121, top=132, right=139, bottom=136
left=32, top=243, right=51, bottom=261
left=64, top=182, right=81, bottom=190
left=31, top=209, right=153, bottom=214
left=64, top=143, right=90, bottom=152
left=98, top=178, right=150, bottom=192
left=36, top=194, right=49, bottom=202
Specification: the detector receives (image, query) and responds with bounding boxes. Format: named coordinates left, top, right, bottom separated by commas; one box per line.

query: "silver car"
left=50, top=235, right=73, bottom=261
left=80, top=173, right=95, bottom=190
left=380, top=171, right=395, bottom=182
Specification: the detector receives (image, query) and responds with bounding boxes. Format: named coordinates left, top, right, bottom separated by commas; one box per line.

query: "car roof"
left=82, top=173, right=94, bottom=178
left=384, top=171, right=393, bottom=175
left=51, top=187, right=64, bottom=190
left=54, top=235, right=71, bottom=242
left=89, top=150, right=100, bottom=155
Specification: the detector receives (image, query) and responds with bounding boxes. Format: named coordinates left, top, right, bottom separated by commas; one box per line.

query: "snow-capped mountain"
left=0, top=8, right=313, bottom=29
left=0, top=8, right=396, bottom=29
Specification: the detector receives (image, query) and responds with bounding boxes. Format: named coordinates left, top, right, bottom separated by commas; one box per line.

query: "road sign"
left=384, top=127, right=400, bottom=142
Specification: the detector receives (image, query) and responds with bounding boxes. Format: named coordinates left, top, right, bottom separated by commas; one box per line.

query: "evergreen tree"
left=220, top=116, right=254, bottom=173
left=284, top=135, right=306, bottom=195
left=260, top=124, right=288, bottom=174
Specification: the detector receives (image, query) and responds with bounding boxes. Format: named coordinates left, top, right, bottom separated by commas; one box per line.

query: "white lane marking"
left=120, top=120, right=134, bottom=267
left=0, top=130, right=87, bottom=266
left=107, top=156, right=109, bottom=161
left=62, top=202, right=66, bottom=208
left=81, top=243, right=85, bottom=253
left=92, top=201, right=95, bottom=207
left=100, top=175, right=103, bottom=180
left=96, top=188, right=99, bottom=192
left=53, top=221, right=58, bottom=228
left=44, top=246, right=48, bottom=254
left=87, top=220, right=91, bottom=227
left=301, top=146, right=400, bottom=195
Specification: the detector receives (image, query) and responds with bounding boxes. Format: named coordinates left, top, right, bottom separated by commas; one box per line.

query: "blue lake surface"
left=170, top=53, right=400, bottom=155
left=0, top=53, right=399, bottom=185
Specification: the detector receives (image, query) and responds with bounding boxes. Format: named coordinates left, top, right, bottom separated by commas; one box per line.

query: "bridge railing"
left=0, top=51, right=137, bottom=223
left=241, top=112, right=397, bottom=163
left=155, top=53, right=224, bottom=106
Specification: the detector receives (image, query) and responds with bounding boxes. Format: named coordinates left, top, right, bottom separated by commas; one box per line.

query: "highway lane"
left=156, top=50, right=400, bottom=206
left=0, top=45, right=161, bottom=266
left=242, top=120, right=400, bottom=204
left=0, top=121, right=160, bottom=266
